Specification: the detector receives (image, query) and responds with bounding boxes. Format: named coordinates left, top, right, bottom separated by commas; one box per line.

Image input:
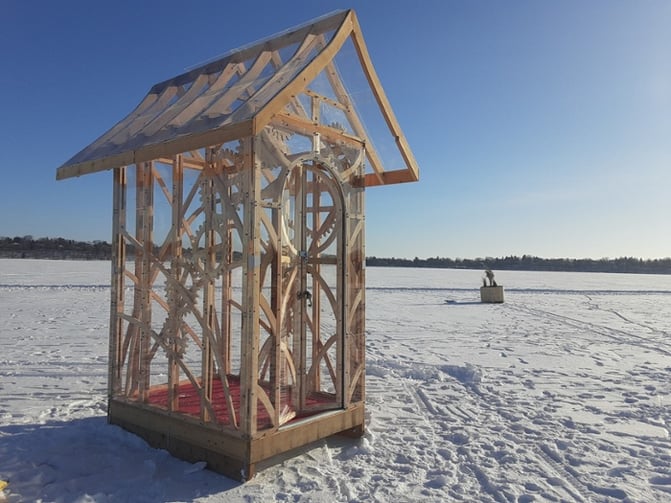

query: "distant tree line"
left=0, top=236, right=112, bottom=260
left=2, top=236, right=670, bottom=274
left=0, top=236, right=248, bottom=262
left=366, top=255, right=671, bottom=275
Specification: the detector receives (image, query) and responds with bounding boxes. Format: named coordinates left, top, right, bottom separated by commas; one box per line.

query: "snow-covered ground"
left=1, top=259, right=670, bottom=502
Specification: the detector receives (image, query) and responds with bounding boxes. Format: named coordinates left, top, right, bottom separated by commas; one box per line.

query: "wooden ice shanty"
left=56, top=9, right=418, bottom=480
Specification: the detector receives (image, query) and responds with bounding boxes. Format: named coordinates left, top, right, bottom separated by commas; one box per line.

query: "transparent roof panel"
left=276, top=41, right=301, bottom=66
left=306, top=69, right=339, bottom=101
left=319, top=102, right=355, bottom=135
left=59, top=11, right=348, bottom=173
left=57, top=9, right=418, bottom=187
left=331, top=37, right=407, bottom=177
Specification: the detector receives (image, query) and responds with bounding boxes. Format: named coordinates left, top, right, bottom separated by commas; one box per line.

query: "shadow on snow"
left=0, top=417, right=240, bottom=502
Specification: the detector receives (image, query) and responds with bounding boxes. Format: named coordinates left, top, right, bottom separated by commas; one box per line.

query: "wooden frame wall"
left=59, top=8, right=420, bottom=480
left=106, top=121, right=366, bottom=478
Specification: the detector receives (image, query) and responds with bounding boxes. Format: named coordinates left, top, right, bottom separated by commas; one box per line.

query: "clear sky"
left=1, top=0, right=669, bottom=259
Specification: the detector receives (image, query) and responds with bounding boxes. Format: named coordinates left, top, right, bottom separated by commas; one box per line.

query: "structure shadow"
left=443, top=300, right=483, bottom=306
left=0, top=417, right=240, bottom=501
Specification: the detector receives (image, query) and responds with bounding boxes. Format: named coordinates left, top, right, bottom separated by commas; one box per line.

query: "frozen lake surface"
left=1, top=260, right=670, bottom=502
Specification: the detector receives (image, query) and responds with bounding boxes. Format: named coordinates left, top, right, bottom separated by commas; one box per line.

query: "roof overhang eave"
left=56, top=119, right=255, bottom=180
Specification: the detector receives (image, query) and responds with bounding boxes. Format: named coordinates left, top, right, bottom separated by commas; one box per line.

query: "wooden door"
left=279, top=161, right=344, bottom=421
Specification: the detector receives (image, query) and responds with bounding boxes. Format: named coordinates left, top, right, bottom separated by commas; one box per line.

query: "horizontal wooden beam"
left=56, top=120, right=254, bottom=180
left=364, top=168, right=418, bottom=187
left=109, top=399, right=250, bottom=479
left=270, top=112, right=365, bottom=148
left=156, top=157, right=206, bottom=170
left=109, top=398, right=365, bottom=480
left=250, top=404, right=365, bottom=463
left=303, top=89, right=349, bottom=112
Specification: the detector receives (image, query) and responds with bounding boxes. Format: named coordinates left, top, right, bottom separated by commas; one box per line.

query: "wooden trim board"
left=108, top=399, right=364, bottom=481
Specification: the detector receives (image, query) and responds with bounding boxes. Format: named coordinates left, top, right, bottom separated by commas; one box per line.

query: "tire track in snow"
left=537, top=443, right=589, bottom=502
left=392, top=362, right=605, bottom=502
left=584, top=294, right=670, bottom=338
left=400, top=380, right=457, bottom=492
left=506, top=303, right=671, bottom=357
left=468, top=384, right=597, bottom=502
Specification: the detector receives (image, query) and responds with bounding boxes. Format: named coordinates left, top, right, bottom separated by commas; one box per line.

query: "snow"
left=1, top=259, right=671, bottom=502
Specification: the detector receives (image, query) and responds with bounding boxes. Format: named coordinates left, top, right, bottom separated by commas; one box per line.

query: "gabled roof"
left=56, top=9, right=418, bottom=187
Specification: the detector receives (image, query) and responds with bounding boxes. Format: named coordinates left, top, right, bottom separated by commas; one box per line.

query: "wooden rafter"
left=251, top=13, right=352, bottom=133
left=348, top=11, right=419, bottom=184
left=321, top=60, right=385, bottom=184
left=57, top=9, right=418, bottom=187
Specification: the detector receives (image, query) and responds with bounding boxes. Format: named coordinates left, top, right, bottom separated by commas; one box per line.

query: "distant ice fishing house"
left=56, top=9, right=418, bottom=480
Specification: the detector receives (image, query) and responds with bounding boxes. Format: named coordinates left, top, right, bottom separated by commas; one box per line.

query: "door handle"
left=297, top=290, right=312, bottom=307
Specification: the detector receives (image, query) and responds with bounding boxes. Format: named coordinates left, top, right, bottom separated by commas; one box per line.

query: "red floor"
left=146, top=375, right=335, bottom=429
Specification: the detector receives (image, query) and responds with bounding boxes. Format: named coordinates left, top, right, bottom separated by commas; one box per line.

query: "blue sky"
left=1, top=0, right=669, bottom=259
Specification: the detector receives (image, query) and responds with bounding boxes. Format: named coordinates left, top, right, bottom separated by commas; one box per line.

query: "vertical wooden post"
left=221, top=172, right=232, bottom=375
left=357, top=184, right=366, bottom=405
left=109, top=166, right=127, bottom=404
left=293, top=165, right=306, bottom=411
left=138, top=161, right=154, bottom=402
left=241, top=136, right=261, bottom=441
left=344, top=169, right=365, bottom=407
left=201, top=152, right=216, bottom=422
left=124, top=164, right=143, bottom=397
left=312, top=172, right=322, bottom=396
left=270, top=202, right=281, bottom=427
left=342, top=176, right=351, bottom=409
left=168, top=155, right=183, bottom=411
left=333, top=171, right=344, bottom=406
